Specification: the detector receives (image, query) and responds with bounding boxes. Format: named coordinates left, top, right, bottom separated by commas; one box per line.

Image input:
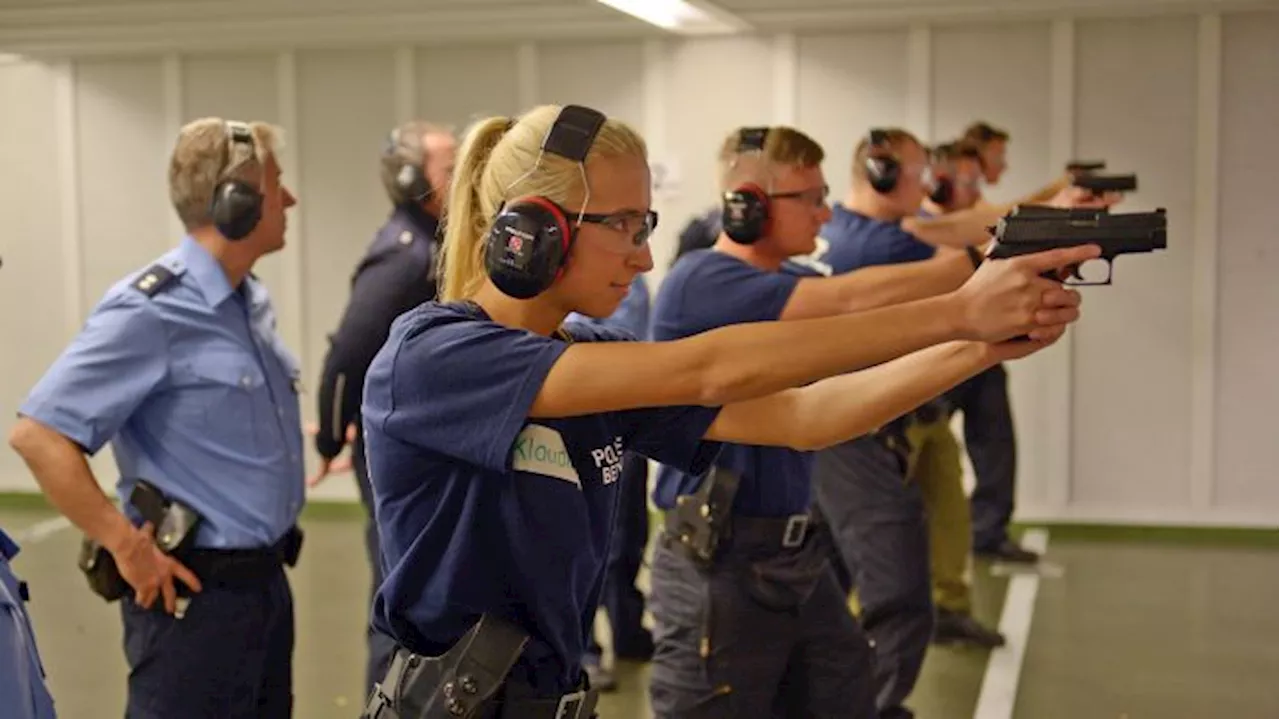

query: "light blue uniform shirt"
left=19, top=236, right=305, bottom=549
left=566, top=275, right=651, bottom=340
left=0, top=529, right=57, bottom=719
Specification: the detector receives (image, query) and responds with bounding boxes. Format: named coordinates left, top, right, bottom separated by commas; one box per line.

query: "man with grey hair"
left=309, top=119, right=455, bottom=695
left=9, top=116, right=303, bottom=717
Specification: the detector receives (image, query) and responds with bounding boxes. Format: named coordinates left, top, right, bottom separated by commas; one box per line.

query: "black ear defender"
left=721, top=126, right=772, bottom=245
left=928, top=144, right=953, bottom=205
left=387, top=128, right=433, bottom=203
left=209, top=121, right=264, bottom=241
left=864, top=128, right=901, bottom=194
left=484, top=105, right=607, bottom=300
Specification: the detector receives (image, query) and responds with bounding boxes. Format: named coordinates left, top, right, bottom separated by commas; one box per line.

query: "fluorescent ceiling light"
left=596, top=0, right=751, bottom=35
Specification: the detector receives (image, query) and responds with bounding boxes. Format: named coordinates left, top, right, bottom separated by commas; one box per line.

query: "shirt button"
left=240, top=376, right=252, bottom=388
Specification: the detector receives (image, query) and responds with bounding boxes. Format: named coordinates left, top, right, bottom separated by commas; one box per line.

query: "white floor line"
left=972, top=528, right=1051, bottom=719
left=16, top=516, right=72, bottom=544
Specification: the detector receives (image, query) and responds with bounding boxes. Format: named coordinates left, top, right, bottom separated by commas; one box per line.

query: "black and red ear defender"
left=864, top=128, right=901, bottom=194
left=484, top=105, right=607, bottom=299
left=721, top=126, right=772, bottom=245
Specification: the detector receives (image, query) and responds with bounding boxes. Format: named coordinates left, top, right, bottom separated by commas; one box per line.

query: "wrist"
left=936, top=291, right=975, bottom=342
left=101, top=514, right=140, bottom=556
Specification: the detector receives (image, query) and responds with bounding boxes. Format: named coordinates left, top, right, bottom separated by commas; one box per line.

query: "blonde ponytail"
left=438, top=105, right=648, bottom=302
left=439, top=116, right=514, bottom=302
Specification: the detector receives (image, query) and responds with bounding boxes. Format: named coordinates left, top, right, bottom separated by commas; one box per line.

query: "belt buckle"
left=781, top=514, right=808, bottom=548
left=555, top=689, right=588, bottom=719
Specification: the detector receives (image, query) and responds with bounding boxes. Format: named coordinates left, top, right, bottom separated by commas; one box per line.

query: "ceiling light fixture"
left=595, top=0, right=751, bottom=35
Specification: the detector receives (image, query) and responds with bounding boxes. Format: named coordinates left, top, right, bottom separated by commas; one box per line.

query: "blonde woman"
left=357, top=104, right=1095, bottom=716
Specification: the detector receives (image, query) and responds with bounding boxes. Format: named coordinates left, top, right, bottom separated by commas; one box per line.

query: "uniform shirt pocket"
left=170, top=352, right=268, bottom=455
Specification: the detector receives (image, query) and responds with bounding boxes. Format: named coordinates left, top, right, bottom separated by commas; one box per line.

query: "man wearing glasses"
left=785, top=127, right=987, bottom=718
left=646, top=126, right=989, bottom=718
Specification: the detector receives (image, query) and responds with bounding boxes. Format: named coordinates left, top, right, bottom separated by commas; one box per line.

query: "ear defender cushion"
left=865, top=155, right=900, bottom=194
left=484, top=197, right=573, bottom=299
left=396, top=163, right=432, bottom=201
left=210, top=180, right=263, bottom=240
left=722, top=183, right=771, bottom=245
left=930, top=176, right=953, bottom=205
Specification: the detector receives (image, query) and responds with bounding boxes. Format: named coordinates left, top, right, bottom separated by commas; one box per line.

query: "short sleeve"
left=370, top=318, right=569, bottom=474
left=653, top=254, right=798, bottom=340
left=19, top=295, right=168, bottom=454
left=618, top=405, right=723, bottom=476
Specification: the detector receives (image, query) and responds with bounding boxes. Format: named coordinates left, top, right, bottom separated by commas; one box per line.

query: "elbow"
left=691, top=356, right=768, bottom=408
left=8, top=417, right=39, bottom=457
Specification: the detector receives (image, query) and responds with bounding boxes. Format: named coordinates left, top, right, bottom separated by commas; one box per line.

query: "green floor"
left=2, top=502, right=1275, bottom=719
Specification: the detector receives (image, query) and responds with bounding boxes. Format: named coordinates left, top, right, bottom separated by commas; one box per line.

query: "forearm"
left=902, top=206, right=1005, bottom=249
left=688, top=292, right=966, bottom=406
left=314, top=345, right=368, bottom=457
left=8, top=418, right=135, bottom=553
left=1018, top=175, right=1071, bottom=205
left=789, top=341, right=993, bottom=450
left=837, top=253, right=972, bottom=312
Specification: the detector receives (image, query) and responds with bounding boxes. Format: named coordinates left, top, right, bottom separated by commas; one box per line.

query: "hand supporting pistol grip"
left=988, top=205, right=1168, bottom=287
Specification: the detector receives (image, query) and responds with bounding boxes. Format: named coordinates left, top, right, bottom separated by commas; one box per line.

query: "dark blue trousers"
left=354, top=436, right=398, bottom=696
left=586, top=451, right=653, bottom=662
left=120, top=565, right=293, bottom=718
left=812, top=435, right=933, bottom=719
left=953, top=364, right=1018, bottom=551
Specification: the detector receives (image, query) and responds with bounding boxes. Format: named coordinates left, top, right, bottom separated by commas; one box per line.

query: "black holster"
left=662, top=467, right=742, bottom=569
left=77, top=479, right=204, bottom=602
left=362, top=615, right=541, bottom=719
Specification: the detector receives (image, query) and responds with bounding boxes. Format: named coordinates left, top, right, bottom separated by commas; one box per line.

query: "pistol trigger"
left=1069, top=263, right=1084, bottom=280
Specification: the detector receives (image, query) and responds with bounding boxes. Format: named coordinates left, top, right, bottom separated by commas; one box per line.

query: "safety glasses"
left=573, top=209, right=659, bottom=254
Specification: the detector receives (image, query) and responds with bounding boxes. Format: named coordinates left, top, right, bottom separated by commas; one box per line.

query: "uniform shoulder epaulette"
left=131, top=263, right=183, bottom=298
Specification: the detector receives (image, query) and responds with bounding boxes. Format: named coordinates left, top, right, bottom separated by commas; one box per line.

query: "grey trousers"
left=647, top=536, right=877, bottom=719
left=811, top=435, right=934, bottom=719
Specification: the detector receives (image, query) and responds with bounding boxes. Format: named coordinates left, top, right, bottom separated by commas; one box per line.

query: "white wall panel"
left=535, top=41, right=645, bottom=132
left=0, top=60, right=68, bottom=491
left=796, top=30, right=910, bottom=206
left=296, top=49, right=398, bottom=395
left=417, top=45, right=520, bottom=131
left=1071, top=16, right=1198, bottom=509
left=0, top=10, right=1275, bottom=527
left=74, top=57, right=172, bottom=315
left=1213, top=10, right=1278, bottom=514
left=931, top=21, right=1058, bottom=508
left=655, top=35, right=773, bottom=277
left=931, top=22, right=1053, bottom=202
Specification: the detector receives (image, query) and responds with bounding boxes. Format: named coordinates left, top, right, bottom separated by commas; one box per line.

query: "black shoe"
left=975, top=539, right=1040, bottom=564
left=933, top=609, right=1006, bottom=648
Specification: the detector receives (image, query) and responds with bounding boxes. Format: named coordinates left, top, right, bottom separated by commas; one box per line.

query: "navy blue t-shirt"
left=650, top=249, right=813, bottom=518
left=785, top=203, right=934, bottom=278
left=361, top=300, right=722, bottom=696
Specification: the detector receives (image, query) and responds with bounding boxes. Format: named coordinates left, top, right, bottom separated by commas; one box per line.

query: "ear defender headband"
left=484, top=105, right=607, bottom=300
left=387, top=128, right=433, bottom=203
left=209, top=121, right=264, bottom=241
left=721, top=126, right=772, bottom=245
left=864, top=128, right=901, bottom=194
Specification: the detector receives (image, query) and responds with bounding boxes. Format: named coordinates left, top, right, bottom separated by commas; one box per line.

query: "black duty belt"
left=723, top=514, right=814, bottom=553
left=176, top=526, right=304, bottom=588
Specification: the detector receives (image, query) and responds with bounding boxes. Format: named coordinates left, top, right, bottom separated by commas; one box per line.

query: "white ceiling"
left=0, top=0, right=1269, bottom=57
